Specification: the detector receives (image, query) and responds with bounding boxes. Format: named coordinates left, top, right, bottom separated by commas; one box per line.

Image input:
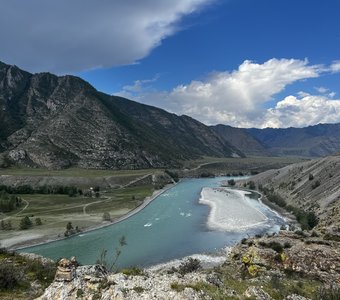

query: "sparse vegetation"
left=0, top=248, right=56, bottom=298
left=315, top=285, right=340, bottom=300
left=177, top=258, right=201, bottom=275
left=96, top=235, right=127, bottom=272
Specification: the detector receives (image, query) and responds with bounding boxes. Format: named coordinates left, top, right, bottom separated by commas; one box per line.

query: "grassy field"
left=182, top=156, right=307, bottom=168
left=0, top=169, right=158, bottom=249
left=0, top=166, right=160, bottom=178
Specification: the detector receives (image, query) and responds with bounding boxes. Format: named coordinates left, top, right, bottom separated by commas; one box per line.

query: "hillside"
left=247, top=124, right=340, bottom=157
left=0, top=61, right=242, bottom=169
left=211, top=124, right=271, bottom=157
left=249, top=155, right=340, bottom=231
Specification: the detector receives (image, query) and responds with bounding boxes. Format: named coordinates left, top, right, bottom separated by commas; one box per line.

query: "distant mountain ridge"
left=210, top=123, right=340, bottom=158
left=0, top=61, right=242, bottom=169
left=246, top=124, right=340, bottom=157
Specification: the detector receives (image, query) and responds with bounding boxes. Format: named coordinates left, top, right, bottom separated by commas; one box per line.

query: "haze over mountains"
left=1, top=61, right=340, bottom=169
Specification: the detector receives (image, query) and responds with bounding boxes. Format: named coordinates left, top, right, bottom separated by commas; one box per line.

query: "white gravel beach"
left=199, top=187, right=267, bottom=231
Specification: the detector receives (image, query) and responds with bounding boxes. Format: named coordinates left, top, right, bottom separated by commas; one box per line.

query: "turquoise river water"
left=20, top=177, right=285, bottom=269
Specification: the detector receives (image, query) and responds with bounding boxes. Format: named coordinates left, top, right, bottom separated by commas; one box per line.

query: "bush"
left=178, top=258, right=201, bottom=275
left=309, top=173, right=314, bottom=180
left=19, top=216, right=32, bottom=230
left=0, top=263, right=21, bottom=290
left=227, top=179, right=236, bottom=186
left=121, top=267, right=144, bottom=276
left=312, top=180, right=321, bottom=189
left=248, top=181, right=256, bottom=189
left=315, top=285, right=340, bottom=300
left=26, top=259, right=56, bottom=282
left=266, top=193, right=287, bottom=208
left=102, top=212, right=111, bottom=221
left=268, top=241, right=284, bottom=253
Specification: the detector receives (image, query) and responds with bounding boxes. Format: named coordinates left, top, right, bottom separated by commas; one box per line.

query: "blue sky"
left=1, top=0, right=340, bottom=128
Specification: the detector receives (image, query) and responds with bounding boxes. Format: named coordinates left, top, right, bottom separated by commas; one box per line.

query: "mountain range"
left=1, top=60, right=340, bottom=169
left=0, top=61, right=242, bottom=169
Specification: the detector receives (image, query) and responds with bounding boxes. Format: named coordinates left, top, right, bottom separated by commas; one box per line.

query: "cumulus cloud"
left=261, top=94, right=340, bottom=128
left=330, top=61, right=340, bottom=73
left=0, top=0, right=212, bottom=73
left=117, top=58, right=340, bottom=128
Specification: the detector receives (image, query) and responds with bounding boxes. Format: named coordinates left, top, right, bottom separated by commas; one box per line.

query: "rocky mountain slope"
left=246, top=124, right=340, bottom=157
left=211, top=124, right=271, bottom=157
left=250, top=154, right=340, bottom=230
left=0, top=61, right=242, bottom=169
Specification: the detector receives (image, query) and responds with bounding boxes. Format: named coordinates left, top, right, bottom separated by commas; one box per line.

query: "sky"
left=1, top=0, right=340, bottom=128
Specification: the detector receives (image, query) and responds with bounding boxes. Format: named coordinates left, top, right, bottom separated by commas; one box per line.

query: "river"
left=20, top=177, right=285, bottom=269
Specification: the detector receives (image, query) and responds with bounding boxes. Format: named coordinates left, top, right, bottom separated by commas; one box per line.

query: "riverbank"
left=199, top=187, right=267, bottom=231
left=3, top=183, right=175, bottom=250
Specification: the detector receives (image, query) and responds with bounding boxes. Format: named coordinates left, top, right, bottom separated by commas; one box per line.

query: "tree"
left=35, top=217, right=42, bottom=225
left=102, top=212, right=111, bottom=221
left=19, top=216, right=32, bottom=230
left=227, top=179, right=236, bottom=186
left=66, top=222, right=73, bottom=231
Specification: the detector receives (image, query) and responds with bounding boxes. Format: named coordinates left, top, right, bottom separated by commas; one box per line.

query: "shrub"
left=178, top=258, right=201, bottom=275
left=268, top=241, right=284, bottom=253
left=315, top=285, right=340, bottom=300
left=102, top=212, right=111, bottom=221
left=283, top=242, right=292, bottom=248
left=266, top=193, right=287, bottom=208
left=19, top=216, right=32, bottom=230
left=309, top=173, right=314, bottom=180
left=121, top=267, right=144, bottom=276
left=312, top=180, right=321, bottom=189
left=0, top=263, right=21, bottom=290
left=248, top=181, right=256, bottom=189
left=227, top=179, right=236, bottom=186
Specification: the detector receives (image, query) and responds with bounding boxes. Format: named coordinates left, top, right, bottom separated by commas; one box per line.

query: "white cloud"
left=314, top=86, right=329, bottom=93
left=0, top=0, right=213, bottom=74
left=330, top=61, right=340, bottom=73
left=121, top=58, right=322, bottom=124
left=116, top=58, right=340, bottom=128
left=261, top=94, right=340, bottom=128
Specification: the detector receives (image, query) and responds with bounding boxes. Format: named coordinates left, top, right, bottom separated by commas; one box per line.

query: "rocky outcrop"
left=36, top=231, right=340, bottom=300
left=37, top=262, right=207, bottom=300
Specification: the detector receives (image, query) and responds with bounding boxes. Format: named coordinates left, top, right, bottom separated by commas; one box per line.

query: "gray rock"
left=244, top=286, right=273, bottom=300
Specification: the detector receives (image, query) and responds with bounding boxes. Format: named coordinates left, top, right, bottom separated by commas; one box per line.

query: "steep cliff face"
left=0, top=62, right=243, bottom=169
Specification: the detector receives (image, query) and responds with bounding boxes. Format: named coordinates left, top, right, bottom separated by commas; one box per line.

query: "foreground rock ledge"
left=36, top=231, right=340, bottom=300
left=37, top=263, right=206, bottom=300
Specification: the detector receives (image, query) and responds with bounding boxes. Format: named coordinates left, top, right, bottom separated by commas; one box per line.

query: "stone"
left=54, top=258, right=77, bottom=282
left=244, top=286, right=273, bottom=300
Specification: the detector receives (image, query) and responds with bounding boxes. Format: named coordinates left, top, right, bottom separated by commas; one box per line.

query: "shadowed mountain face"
left=211, top=123, right=340, bottom=158
left=0, top=61, right=243, bottom=169
left=211, top=124, right=271, bottom=157
left=246, top=125, right=340, bottom=157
